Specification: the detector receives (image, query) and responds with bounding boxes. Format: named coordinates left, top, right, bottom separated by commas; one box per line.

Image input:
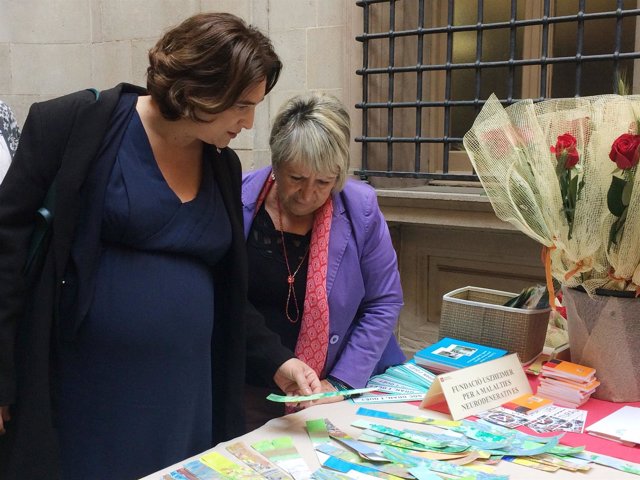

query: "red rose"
left=550, top=133, right=579, bottom=169
left=609, top=133, right=640, bottom=170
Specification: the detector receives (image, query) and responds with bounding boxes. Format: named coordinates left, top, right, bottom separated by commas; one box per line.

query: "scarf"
left=252, top=170, right=332, bottom=377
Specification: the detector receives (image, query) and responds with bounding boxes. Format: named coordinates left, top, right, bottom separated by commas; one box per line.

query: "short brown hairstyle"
left=147, top=13, right=282, bottom=121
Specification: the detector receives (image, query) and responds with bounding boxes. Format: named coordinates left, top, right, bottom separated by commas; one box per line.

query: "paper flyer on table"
left=267, top=388, right=377, bottom=403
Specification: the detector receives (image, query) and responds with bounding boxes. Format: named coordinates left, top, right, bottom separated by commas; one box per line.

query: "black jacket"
left=0, top=84, right=291, bottom=479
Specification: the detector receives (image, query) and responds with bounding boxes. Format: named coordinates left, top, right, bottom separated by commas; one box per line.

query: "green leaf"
left=608, top=176, right=627, bottom=217
left=568, top=175, right=579, bottom=209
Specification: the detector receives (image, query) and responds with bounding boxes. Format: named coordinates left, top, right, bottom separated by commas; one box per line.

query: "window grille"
left=355, top=0, right=640, bottom=185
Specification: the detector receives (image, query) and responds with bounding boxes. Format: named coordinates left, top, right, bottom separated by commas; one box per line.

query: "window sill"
left=376, top=186, right=517, bottom=232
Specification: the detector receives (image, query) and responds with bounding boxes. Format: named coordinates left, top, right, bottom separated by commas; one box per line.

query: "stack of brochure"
left=537, top=359, right=599, bottom=408
left=356, top=361, right=435, bottom=404
left=413, top=337, right=507, bottom=374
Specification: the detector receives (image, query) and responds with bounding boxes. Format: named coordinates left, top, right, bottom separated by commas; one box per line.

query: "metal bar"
left=357, top=100, right=485, bottom=108
left=442, top=0, right=454, bottom=174
left=356, top=51, right=640, bottom=76
left=355, top=136, right=463, bottom=144
left=414, top=0, right=425, bottom=174
left=356, top=0, right=391, bottom=5
left=507, top=0, right=517, bottom=102
left=387, top=0, right=396, bottom=172
left=613, top=0, right=624, bottom=92
left=355, top=0, right=640, bottom=183
left=575, top=0, right=585, bottom=96
left=474, top=1, right=483, bottom=120
left=539, top=0, right=551, bottom=96
left=361, top=0, right=370, bottom=177
left=355, top=9, right=640, bottom=41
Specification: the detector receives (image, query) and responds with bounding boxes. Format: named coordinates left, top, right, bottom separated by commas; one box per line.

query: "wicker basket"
left=439, top=286, right=551, bottom=364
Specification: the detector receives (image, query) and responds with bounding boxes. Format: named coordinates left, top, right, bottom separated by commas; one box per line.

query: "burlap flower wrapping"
left=464, top=94, right=640, bottom=296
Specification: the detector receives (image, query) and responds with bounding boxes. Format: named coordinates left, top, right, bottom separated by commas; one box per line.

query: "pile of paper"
left=586, top=406, right=640, bottom=447
left=162, top=409, right=640, bottom=479
left=477, top=399, right=588, bottom=434
left=356, top=362, right=435, bottom=404
left=537, top=359, right=599, bottom=408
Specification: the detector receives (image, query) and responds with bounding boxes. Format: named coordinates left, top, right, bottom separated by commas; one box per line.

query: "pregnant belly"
left=81, top=245, right=215, bottom=357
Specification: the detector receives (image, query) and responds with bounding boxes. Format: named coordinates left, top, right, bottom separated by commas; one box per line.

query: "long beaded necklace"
left=276, top=195, right=310, bottom=324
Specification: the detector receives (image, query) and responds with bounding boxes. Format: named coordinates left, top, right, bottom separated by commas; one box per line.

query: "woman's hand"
left=273, top=357, right=321, bottom=397
left=0, top=405, right=10, bottom=435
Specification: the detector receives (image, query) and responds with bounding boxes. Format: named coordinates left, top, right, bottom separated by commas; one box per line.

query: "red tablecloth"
left=523, top=375, right=640, bottom=463
left=413, top=375, right=640, bottom=463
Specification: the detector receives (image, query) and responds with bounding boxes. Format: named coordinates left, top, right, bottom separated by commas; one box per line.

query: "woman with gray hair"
left=242, top=93, right=405, bottom=427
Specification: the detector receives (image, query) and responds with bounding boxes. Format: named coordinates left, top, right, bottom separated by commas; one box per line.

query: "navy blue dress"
left=56, top=108, right=231, bottom=479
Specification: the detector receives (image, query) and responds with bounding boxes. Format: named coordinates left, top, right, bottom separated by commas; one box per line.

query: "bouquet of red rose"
left=550, top=132, right=584, bottom=239
left=607, top=131, right=639, bottom=250
left=464, top=94, right=640, bottom=296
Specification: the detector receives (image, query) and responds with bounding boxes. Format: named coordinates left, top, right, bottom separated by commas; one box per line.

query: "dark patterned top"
left=0, top=100, right=20, bottom=182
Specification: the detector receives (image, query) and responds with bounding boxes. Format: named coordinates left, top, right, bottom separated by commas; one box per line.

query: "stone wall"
left=0, top=0, right=362, bottom=171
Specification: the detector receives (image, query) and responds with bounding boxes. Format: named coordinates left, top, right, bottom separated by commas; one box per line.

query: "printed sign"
left=420, top=353, right=531, bottom=420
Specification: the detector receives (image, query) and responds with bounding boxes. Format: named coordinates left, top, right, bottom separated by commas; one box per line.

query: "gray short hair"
left=270, top=93, right=350, bottom=191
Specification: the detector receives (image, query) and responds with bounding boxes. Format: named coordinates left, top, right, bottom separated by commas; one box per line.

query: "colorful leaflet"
left=358, top=429, right=434, bottom=452
left=366, top=382, right=424, bottom=395
left=311, top=468, right=381, bottom=480
left=324, top=419, right=387, bottom=461
left=450, top=420, right=562, bottom=455
left=366, top=376, right=424, bottom=393
left=200, top=451, right=265, bottom=479
left=471, top=418, right=563, bottom=445
left=322, top=456, right=404, bottom=480
left=382, top=447, right=508, bottom=480
left=307, top=419, right=332, bottom=463
left=315, top=444, right=412, bottom=479
left=502, top=456, right=560, bottom=472
left=407, top=465, right=451, bottom=480
left=351, top=420, right=456, bottom=451
left=315, top=443, right=367, bottom=464
left=267, top=388, right=377, bottom=403
left=401, top=362, right=437, bottom=386
left=226, top=442, right=292, bottom=480
left=569, top=451, right=640, bottom=476
left=531, top=453, right=590, bottom=472
left=352, top=393, right=426, bottom=404
left=252, top=437, right=313, bottom=480
left=356, top=407, right=460, bottom=428
left=165, top=471, right=190, bottom=480
left=310, top=468, right=354, bottom=480
left=182, top=460, right=226, bottom=479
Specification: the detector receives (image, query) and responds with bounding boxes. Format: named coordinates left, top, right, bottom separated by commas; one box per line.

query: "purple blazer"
left=242, top=167, right=406, bottom=388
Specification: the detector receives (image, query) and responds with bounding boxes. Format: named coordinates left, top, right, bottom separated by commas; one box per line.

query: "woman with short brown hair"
left=146, top=12, right=282, bottom=121
left=0, top=13, right=318, bottom=480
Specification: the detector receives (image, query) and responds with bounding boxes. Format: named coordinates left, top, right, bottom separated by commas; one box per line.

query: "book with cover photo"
left=414, top=337, right=507, bottom=373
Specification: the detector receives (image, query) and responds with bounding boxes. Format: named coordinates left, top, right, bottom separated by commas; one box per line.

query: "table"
left=142, top=400, right=640, bottom=479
